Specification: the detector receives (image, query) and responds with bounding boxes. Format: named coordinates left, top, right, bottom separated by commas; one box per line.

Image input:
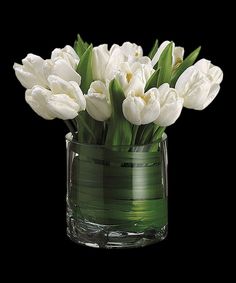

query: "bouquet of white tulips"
left=13, top=35, right=223, bottom=146
left=13, top=35, right=224, bottom=246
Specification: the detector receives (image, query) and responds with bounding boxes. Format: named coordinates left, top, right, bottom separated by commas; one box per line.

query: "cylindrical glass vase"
left=66, top=133, right=168, bottom=248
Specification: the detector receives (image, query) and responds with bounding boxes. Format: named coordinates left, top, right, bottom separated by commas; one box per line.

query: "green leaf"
left=74, top=34, right=88, bottom=58
left=170, top=46, right=201, bottom=87
left=84, top=42, right=89, bottom=49
left=157, top=42, right=173, bottom=86
left=152, top=126, right=166, bottom=142
left=76, top=111, right=104, bottom=144
left=148, top=39, right=158, bottom=60
left=105, top=79, right=132, bottom=147
left=109, top=79, right=124, bottom=118
left=145, top=69, right=160, bottom=92
left=76, top=44, right=93, bottom=93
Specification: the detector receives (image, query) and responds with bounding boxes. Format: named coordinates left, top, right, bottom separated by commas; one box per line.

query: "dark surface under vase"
left=66, top=133, right=168, bottom=248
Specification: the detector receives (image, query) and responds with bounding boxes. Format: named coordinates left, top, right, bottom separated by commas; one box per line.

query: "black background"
left=1, top=2, right=233, bottom=277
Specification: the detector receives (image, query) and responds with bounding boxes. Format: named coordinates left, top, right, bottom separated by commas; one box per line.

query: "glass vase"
left=66, top=133, right=168, bottom=248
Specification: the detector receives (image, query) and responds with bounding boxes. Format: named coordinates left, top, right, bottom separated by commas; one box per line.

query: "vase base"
left=67, top=217, right=167, bottom=249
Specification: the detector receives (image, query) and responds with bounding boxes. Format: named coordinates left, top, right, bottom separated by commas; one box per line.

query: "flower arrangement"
left=13, top=35, right=223, bottom=146
left=13, top=35, right=223, bottom=248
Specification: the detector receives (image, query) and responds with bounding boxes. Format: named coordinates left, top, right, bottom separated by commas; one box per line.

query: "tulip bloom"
left=122, top=79, right=160, bottom=125
left=120, top=42, right=143, bottom=61
left=92, top=44, right=125, bottom=82
left=43, top=58, right=81, bottom=85
left=25, top=76, right=86, bottom=120
left=117, top=57, right=154, bottom=95
left=175, top=59, right=223, bottom=110
left=51, top=45, right=79, bottom=68
left=43, top=45, right=81, bottom=85
left=85, top=81, right=111, bottom=121
left=154, top=83, right=183, bottom=126
left=13, top=54, right=48, bottom=89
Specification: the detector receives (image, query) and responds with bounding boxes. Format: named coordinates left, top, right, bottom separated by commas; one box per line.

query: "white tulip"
left=122, top=79, right=160, bottom=125
left=120, top=42, right=143, bottom=61
left=194, top=59, right=223, bottom=84
left=43, top=58, right=81, bottom=85
left=13, top=54, right=48, bottom=89
left=25, top=86, right=54, bottom=119
left=152, top=41, right=184, bottom=67
left=25, top=76, right=85, bottom=120
left=175, top=59, right=223, bottom=110
left=92, top=44, right=110, bottom=81
left=105, top=45, right=125, bottom=81
left=117, top=57, right=154, bottom=96
left=85, top=81, right=111, bottom=121
left=51, top=45, right=79, bottom=69
left=92, top=44, right=125, bottom=82
left=154, top=83, right=183, bottom=126
left=48, top=75, right=86, bottom=112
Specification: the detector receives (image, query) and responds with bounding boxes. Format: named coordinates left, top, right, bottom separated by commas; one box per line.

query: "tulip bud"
left=122, top=78, right=160, bottom=125
left=92, top=44, right=110, bottom=81
left=43, top=58, right=81, bottom=85
left=51, top=45, right=79, bottom=68
left=154, top=83, right=183, bottom=126
left=117, top=58, right=154, bottom=96
left=120, top=42, right=143, bottom=60
left=13, top=54, right=48, bottom=89
left=175, top=59, right=223, bottom=110
left=85, top=81, right=111, bottom=121
left=25, top=76, right=86, bottom=120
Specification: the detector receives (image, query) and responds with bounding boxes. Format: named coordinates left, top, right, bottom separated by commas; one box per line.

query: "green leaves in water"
left=70, top=148, right=167, bottom=230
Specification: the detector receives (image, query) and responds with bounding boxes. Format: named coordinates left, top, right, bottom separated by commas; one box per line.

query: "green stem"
left=139, top=124, right=158, bottom=145
left=64, top=120, right=76, bottom=137
left=152, top=126, right=166, bottom=142
left=71, top=118, right=77, bottom=129
left=76, top=114, right=97, bottom=143
left=102, top=122, right=108, bottom=145
left=131, top=125, right=139, bottom=146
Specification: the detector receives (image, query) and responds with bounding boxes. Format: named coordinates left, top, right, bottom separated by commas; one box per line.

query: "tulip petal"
left=51, top=45, right=79, bottom=68
left=69, top=81, right=86, bottom=111
left=208, top=65, right=223, bottom=84
left=47, top=94, right=80, bottom=120
left=14, top=63, right=40, bottom=89
left=85, top=95, right=111, bottom=121
left=122, top=96, right=143, bottom=125
left=198, top=83, right=220, bottom=110
left=175, top=66, right=198, bottom=95
left=53, top=59, right=81, bottom=84
left=183, top=80, right=211, bottom=109
left=121, top=42, right=143, bottom=59
left=25, top=86, right=54, bottom=119
left=48, top=75, right=86, bottom=111
left=194, top=59, right=211, bottom=74
left=92, top=44, right=110, bottom=81
left=155, top=99, right=183, bottom=126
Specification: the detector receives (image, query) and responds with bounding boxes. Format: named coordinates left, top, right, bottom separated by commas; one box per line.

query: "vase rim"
left=65, top=132, right=167, bottom=148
